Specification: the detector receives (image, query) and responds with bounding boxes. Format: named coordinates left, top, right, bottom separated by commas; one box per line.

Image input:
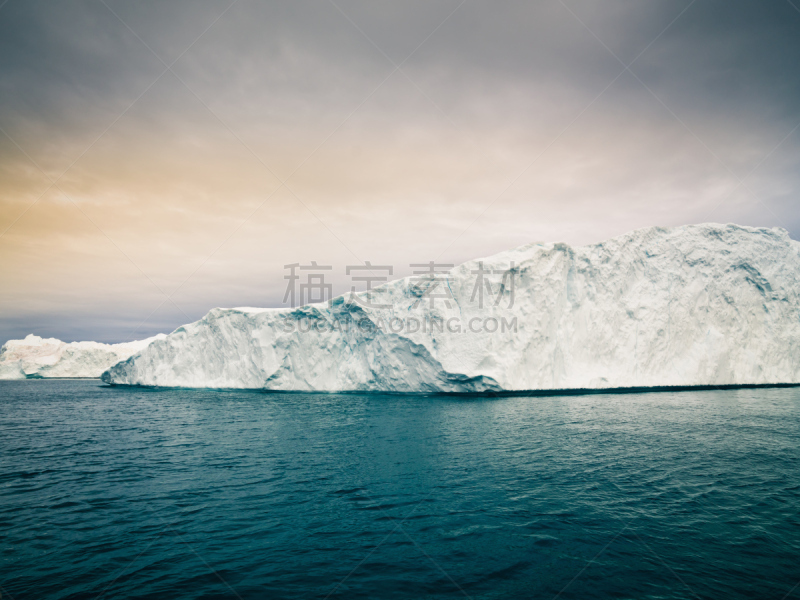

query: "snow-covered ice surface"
left=0, top=334, right=166, bottom=379
left=103, top=224, right=800, bottom=392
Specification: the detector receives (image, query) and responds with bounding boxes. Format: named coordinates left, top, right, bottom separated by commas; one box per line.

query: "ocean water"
left=1, top=380, right=799, bottom=600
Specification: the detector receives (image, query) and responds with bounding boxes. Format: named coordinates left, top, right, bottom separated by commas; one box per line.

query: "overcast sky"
left=1, top=0, right=799, bottom=343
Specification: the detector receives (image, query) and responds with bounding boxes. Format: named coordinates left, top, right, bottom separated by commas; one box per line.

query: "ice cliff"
left=102, top=224, right=800, bottom=392
left=0, top=334, right=166, bottom=379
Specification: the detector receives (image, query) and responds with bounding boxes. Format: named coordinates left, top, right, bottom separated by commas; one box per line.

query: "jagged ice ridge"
left=0, top=334, right=166, bottom=379
left=100, top=223, right=800, bottom=392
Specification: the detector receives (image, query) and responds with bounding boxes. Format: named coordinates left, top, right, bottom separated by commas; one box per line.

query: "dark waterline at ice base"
left=1, top=380, right=799, bottom=599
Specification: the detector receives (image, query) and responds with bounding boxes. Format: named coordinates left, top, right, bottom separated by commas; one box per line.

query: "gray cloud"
left=1, top=0, right=798, bottom=343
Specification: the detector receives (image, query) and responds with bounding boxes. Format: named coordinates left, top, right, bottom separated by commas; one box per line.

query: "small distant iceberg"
left=0, top=334, right=166, bottom=379
left=101, top=223, right=800, bottom=392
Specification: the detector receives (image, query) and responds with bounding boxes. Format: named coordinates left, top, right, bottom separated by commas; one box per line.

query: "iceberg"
left=0, top=334, right=166, bottom=380
left=102, top=224, right=800, bottom=392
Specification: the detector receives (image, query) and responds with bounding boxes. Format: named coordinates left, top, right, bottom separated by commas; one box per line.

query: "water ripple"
left=1, top=380, right=799, bottom=599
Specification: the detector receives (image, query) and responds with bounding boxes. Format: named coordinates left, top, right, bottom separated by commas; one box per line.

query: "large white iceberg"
left=102, top=224, right=800, bottom=392
left=0, top=334, right=166, bottom=379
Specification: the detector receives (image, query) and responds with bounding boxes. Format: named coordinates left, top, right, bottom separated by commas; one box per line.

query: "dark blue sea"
left=1, top=380, right=799, bottom=599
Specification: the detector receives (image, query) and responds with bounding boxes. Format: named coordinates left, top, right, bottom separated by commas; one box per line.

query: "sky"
left=1, top=0, right=799, bottom=343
